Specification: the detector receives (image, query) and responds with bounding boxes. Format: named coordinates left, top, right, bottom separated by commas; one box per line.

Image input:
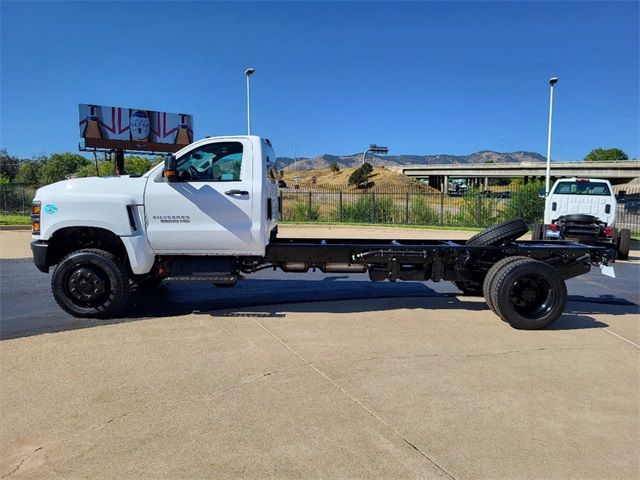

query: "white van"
left=533, top=178, right=631, bottom=259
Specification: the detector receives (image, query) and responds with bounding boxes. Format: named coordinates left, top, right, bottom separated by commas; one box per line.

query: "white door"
left=144, top=138, right=258, bottom=254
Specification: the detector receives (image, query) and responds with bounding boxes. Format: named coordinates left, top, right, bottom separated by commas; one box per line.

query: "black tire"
left=52, top=249, right=130, bottom=318
left=616, top=228, right=631, bottom=260
left=483, top=256, right=529, bottom=314
left=454, top=280, right=483, bottom=296
left=531, top=224, right=543, bottom=241
left=490, top=258, right=566, bottom=330
left=466, top=218, right=528, bottom=247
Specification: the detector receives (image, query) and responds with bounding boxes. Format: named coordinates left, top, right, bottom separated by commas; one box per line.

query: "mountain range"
left=276, top=150, right=546, bottom=171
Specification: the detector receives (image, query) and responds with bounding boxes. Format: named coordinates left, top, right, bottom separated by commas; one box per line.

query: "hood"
left=35, top=176, right=148, bottom=204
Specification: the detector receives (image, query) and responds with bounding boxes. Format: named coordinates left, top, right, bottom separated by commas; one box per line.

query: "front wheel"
left=52, top=249, right=130, bottom=318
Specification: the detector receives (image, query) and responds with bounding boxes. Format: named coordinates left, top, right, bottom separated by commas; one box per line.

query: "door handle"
left=225, top=189, right=249, bottom=196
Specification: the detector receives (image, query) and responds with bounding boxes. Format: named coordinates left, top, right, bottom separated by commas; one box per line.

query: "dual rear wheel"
left=484, top=257, right=567, bottom=329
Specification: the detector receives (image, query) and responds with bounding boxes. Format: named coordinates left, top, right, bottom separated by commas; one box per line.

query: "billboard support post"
left=115, top=149, right=125, bottom=176
left=92, top=150, right=99, bottom=176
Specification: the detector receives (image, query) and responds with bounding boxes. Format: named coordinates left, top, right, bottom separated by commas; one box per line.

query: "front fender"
left=121, top=234, right=156, bottom=275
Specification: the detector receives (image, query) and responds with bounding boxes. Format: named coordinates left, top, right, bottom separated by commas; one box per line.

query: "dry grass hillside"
left=282, top=166, right=438, bottom=192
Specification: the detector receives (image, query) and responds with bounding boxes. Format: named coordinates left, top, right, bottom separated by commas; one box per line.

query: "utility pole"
left=545, top=76, right=558, bottom=196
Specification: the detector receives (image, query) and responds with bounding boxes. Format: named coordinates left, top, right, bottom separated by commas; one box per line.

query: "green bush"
left=452, top=188, right=499, bottom=227
left=289, top=200, right=320, bottom=221
left=408, top=195, right=440, bottom=225
left=504, top=181, right=545, bottom=226
left=341, top=194, right=400, bottom=223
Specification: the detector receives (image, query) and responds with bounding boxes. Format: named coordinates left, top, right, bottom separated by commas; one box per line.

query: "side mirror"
left=538, top=188, right=546, bottom=198
left=163, top=154, right=177, bottom=182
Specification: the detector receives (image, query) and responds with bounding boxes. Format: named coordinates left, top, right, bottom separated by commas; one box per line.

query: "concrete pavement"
left=1, top=297, right=638, bottom=479
left=1, top=226, right=638, bottom=479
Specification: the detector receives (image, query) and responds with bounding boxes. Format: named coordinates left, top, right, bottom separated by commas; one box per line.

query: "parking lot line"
left=602, top=328, right=640, bottom=349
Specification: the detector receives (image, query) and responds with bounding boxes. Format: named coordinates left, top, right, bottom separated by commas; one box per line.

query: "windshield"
left=552, top=181, right=611, bottom=196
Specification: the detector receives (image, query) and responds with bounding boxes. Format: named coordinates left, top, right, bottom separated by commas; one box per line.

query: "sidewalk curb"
left=0, top=225, right=31, bottom=231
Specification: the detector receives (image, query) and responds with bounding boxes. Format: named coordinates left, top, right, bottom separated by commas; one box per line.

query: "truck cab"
left=31, top=135, right=280, bottom=278
left=144, top=135, right=279, bottom=255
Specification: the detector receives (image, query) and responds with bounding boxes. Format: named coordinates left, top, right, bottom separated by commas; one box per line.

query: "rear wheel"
left=466, top=219, right=528, bottom=247
left=489, top=258, right=566, bottom=330
left=616, top=228, right=631, bottom=260
left=52, top=249, right=130, bottom=318
left=483, top=256, right=529, bottom=314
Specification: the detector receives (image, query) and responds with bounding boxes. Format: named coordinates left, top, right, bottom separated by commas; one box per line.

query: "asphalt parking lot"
left=1, top=227, right=638, bottom=479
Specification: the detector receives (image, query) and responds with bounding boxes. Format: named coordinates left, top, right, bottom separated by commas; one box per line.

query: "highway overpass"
left=391, top=160, right=640, bottom=189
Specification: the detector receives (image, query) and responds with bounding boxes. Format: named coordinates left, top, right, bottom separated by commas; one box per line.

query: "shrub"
left=341, top=194, right=400, bottom=223
left=408, top=195, right=440, bottom=225
left=289, top=200, right=320, bottom=221
left=452, top=188, right=499, bottom=227
left=504, top=181, right=545, bottom=226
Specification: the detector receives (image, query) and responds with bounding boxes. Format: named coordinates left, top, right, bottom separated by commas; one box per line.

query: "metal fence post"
left=404, top=192, right=409, bottom=224
left=439, top=189, right=445, bottom=226
left=371, top=192, right=376, bottom=223
left=22, top=187, right=26, bottom=214
left=308, top=191, right=312, bottom=221
left=339, top=191, right=343, bottom=222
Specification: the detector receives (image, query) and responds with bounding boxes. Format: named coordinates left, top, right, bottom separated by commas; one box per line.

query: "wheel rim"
left=66, top=266, right=108, bottom=306
left=508, top=275, right=555, bottom=319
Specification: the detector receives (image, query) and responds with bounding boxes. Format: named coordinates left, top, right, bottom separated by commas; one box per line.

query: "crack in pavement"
left=0, top=367, right=295, bottom=478
left=250, top=318, right=458, bottom=480
left=312, top=345, right=617, bottom=369
left=1, top=413, right=128, bottom=478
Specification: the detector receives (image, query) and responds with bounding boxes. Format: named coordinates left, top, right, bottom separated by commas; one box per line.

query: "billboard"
left=79, top=104, right=193, bottom=153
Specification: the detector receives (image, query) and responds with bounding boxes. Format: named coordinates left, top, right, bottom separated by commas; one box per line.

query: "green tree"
left=125, top=155, right=152, bottom=175
left=330, top=161, right=340, bottom=174
left=348, top=162, right=373, bottom=187
left=0, top=149, right=20, bottom=181
left=15, top=160, right=43, bottom=185
left=584, top=148, right=628, bottom=162
left=40, top=153, right=90, bottom=184
left=75, top=160, right=114, bottom=178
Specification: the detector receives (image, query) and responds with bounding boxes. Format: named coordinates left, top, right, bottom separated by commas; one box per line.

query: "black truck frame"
left=41, top=219, right=616, bottom=330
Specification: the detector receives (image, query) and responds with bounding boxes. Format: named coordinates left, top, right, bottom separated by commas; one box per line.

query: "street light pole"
left=245, top=68, right=255, bottom=135
left=361, top=147, right=372, bottom=166
left=362, top=144, right=389, bottom=165
left=545, top=76, right=558, bottom=196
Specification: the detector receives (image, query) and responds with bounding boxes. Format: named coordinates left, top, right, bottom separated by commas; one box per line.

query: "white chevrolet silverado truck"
left=31, top=135, right=616, bottom=330
left=530, top=178, right=631, bottom=260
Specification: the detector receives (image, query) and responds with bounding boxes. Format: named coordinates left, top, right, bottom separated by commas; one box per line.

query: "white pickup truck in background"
left=30, top=135, right=616, bottom=330
left=532, top=178, right=631, bottom=259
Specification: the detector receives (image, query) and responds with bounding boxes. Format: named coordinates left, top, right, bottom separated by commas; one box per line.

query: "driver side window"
left=176, top=142, right=243, bottom=182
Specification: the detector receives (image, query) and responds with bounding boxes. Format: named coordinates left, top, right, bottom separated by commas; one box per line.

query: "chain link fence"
left=0, top=185, right=39, bottom=215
